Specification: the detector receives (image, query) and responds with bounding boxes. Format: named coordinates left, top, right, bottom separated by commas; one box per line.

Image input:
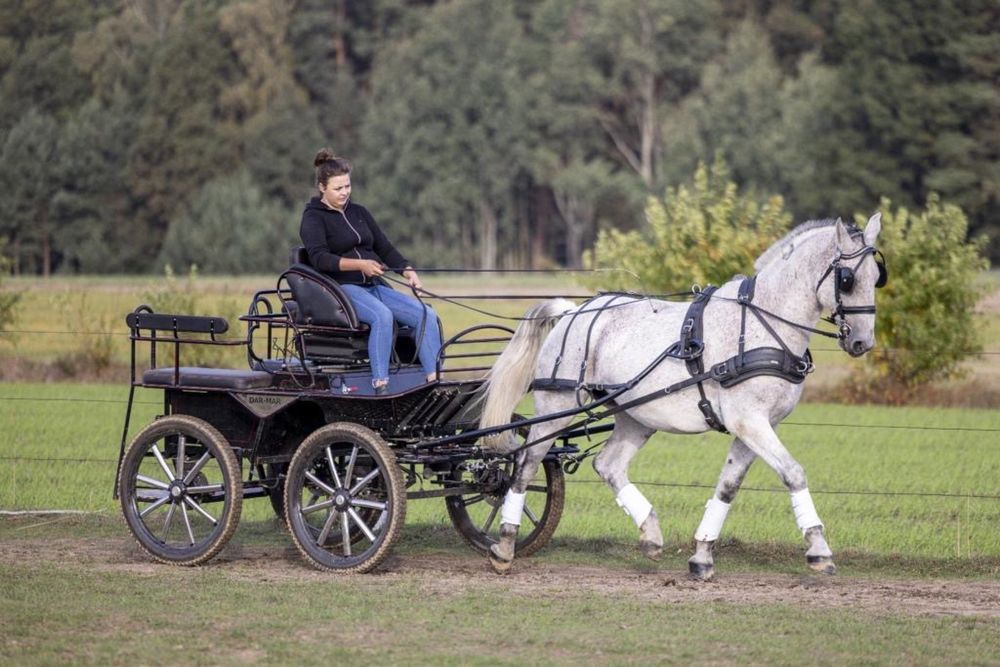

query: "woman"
left=299, top=149, right=441, bottom=394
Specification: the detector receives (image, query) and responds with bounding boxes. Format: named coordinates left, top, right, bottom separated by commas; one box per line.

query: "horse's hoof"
left=488, top=545, right=514, bottom=575
left=688, top=560, right=714, bottom=581
left=807, top=555, right=837, bottom=575
left=639, top=540, right=663, bottom=561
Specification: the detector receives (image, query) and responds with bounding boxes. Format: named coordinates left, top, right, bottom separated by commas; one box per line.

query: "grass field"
left=2, top=274, right=999, bottom=664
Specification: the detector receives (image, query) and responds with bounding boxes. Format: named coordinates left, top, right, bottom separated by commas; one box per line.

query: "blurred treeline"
left=0, top=0, right=996, bottom=275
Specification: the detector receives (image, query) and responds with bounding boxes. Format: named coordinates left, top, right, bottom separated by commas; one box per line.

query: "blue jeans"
left=339, top=284, right=442, bottom=382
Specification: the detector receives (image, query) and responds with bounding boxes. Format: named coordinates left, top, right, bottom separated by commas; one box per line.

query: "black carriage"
left=115, top=251, right=579, bottom=573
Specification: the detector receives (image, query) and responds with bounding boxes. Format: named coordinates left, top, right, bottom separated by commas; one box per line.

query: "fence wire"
left=1, top=328, right=998, bottom=356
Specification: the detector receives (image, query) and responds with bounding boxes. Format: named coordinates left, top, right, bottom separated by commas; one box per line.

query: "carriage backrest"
left=281, top=248, right=361, bottom=330
left=289, top=246, right=310, bottom=266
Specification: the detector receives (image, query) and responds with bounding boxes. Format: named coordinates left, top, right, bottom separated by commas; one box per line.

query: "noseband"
left=815, top=244, right=888, bottom=338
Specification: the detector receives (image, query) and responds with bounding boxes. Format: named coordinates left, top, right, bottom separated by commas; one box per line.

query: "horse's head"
left=815, top=213, right=886, bottom=357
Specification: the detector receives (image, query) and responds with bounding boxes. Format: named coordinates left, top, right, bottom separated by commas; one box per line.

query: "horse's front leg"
left=728, top=417, right=836, bottom=575
left=591, top=414, right=659, bottom=559
left=688, top=437, right=756, bottom=581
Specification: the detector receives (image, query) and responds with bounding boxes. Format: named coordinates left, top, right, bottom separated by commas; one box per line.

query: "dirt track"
left=3, top=536, right=998, bottom=619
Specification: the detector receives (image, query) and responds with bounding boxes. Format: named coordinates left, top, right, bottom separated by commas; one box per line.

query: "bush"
left=0, top=243, right=20, bottom=334
left=50, top=292, right=115, bottom=377
left=851, top=195, right=988, bottom=401
left=141, top=266, right=244, bottom=368
left=584, top=159, right=791, bottom=292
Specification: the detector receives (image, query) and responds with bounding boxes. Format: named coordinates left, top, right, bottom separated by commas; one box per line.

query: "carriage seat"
left=281, top=247, right=419, bottom=366
left=142, top=367, right=274, bottom=390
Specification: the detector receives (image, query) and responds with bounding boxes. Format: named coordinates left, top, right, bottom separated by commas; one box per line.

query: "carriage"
left=117, top=215, right=886, bottom=578
left=115, top=248, right=590, bottom=573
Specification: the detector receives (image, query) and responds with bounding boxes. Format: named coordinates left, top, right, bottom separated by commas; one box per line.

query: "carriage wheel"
left=118, top=415, right=242, bottom=565
left=284, top=423, right=405, bottom=573
left=445, top=457, right=565, bottom=558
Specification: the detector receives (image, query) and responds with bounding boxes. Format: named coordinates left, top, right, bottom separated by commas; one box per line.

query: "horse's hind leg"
left=688, top=437, right=756, bottom=581
left=591, top=413, right=659, bottom=560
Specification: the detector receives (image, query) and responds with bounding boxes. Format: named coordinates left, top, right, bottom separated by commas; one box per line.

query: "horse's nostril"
left=852, top=340, right=865, bottom=355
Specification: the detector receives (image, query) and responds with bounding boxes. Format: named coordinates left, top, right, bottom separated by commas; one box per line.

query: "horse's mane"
left=753, top=218, right=857, bottom=271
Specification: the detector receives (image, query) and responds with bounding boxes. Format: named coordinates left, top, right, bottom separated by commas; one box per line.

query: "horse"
left=477, top=214, right=885, bottom=579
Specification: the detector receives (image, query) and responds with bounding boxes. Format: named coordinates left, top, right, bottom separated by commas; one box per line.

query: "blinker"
left=836, top=250, right=887, bottom=294
left=874, top=251, right=888, bottom=288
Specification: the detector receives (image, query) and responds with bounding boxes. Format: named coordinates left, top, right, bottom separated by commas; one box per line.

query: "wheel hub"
left=168, top=480, right=187, bottom=499
left=333, top=490, right=351, bottom=509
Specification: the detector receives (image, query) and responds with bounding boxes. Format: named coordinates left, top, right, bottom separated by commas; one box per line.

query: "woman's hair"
left=314, top=148, right=351, bottom=186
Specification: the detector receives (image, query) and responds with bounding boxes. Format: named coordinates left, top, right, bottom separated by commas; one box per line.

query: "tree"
left=822, top=0, right=1000, bottom=257
left=361, top=0, right=533, bottom=268
left=659, top=20, right=786, bottom=197
left=570, top=0, right=721, bottom=190
left=158, top=170, right=294, bottom=275
left=126, top=4, right=242, bottom=260
left=0, top=109, right=59, bottom=275
left=53, top=96, right=142, bottom=273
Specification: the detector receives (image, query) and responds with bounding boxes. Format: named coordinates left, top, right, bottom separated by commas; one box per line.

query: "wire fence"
left=1, top=328, right=998, bottom=357
left=0, top=453, right=996, bottom=502
left=1, top=327, right=997, bottom=508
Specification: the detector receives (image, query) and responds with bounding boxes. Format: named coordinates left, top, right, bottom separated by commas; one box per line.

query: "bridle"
left=815, top=242, right=888, bottom=339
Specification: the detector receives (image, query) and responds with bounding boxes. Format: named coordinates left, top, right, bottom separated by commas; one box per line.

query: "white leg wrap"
left=694, top=497, right=731, bottom=542
left=791, top=488, right=823, bottom=535
left=615, top=483, right=653, bottom=529
left=500, top=490, right=526, bottom=527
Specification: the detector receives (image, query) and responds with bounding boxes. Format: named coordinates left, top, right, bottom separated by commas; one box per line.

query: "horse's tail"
left=478, top=298, right=576, bottom=451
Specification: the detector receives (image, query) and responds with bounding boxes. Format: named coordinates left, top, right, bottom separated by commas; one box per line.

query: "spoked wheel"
left=445, top=457, right=565, bottom=558
left=118, top=415, right=242, bottom=565
left=284, top=423, right=405, bottom=574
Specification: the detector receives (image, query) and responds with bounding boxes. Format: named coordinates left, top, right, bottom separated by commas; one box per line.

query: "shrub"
left=141, top=266, right=244, bottom=368
left=51, top=292, right=115, bottom=376
left=584, top=158, right=791, bottom=292
left=0, top=243, right=20, bottom=334
left=852, top=195, right=988, bottom=401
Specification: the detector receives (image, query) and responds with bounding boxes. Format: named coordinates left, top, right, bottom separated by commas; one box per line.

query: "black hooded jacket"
left=299, top=197, right=410, bottom=285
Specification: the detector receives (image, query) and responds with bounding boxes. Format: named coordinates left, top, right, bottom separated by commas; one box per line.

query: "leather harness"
left=531, top=276, right=813, bottom=433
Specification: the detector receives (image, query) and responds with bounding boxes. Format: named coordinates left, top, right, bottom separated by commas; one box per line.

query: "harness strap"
left=677, top=285, right=728, bottom=433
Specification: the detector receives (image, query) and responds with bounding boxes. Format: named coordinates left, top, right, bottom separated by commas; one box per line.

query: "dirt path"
left=3, top=536, right=997, bottom=619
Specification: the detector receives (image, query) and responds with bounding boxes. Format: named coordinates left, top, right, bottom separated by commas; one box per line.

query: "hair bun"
left=313, top=148, right=336, bottom=167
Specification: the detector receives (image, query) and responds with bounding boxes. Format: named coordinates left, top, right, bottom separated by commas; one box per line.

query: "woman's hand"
left=402, top=268, right=423, bottom=290
left=342, top=258, right=386, bottom=277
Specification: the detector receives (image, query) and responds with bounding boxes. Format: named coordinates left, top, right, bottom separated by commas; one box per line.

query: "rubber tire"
left=118, top=415, right=243, bottom=566
left=446, top=458, right=565, bottom=558
left=284, top=423, right=406, bottom=574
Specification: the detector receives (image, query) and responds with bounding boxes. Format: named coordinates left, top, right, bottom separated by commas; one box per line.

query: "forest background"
left=0, top=0, right=997, bottom=276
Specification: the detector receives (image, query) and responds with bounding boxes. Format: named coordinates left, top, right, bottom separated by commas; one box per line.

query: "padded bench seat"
left=142, top=367, right=274, bottom=390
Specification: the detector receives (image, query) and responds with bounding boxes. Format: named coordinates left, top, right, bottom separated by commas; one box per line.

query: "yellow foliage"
left=585, top=158, right=791, bottom=293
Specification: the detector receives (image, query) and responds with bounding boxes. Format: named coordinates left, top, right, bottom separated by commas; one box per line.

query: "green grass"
left=2, top=383, right=997, bottom=564
left=2, top=381, right=997, bottom=664
left=2, top=557, right=997, bottom=666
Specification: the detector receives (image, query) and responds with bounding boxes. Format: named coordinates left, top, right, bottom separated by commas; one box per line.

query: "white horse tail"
left=478, top=298, right=576, bottom=451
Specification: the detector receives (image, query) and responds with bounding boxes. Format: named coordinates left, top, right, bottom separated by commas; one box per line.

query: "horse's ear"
left=863, top=212, right=882, bottom=246
left=834, top=217, right=851, bottom=248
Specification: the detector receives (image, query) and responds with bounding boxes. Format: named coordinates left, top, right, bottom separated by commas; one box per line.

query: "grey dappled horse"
left=478, top=215, right=884, bottom=578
